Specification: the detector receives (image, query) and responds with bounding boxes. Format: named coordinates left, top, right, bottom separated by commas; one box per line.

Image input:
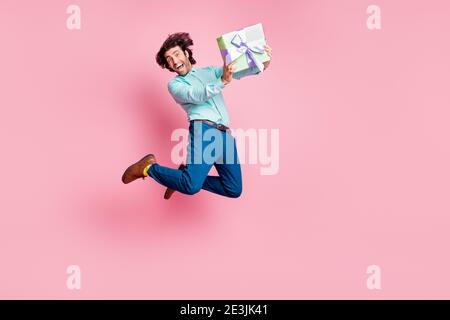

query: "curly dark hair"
left=156, top=32, right=197, bottom=72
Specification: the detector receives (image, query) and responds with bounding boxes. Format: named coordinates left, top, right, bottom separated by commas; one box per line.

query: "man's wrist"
left=221, top=77, right=230, bottom=86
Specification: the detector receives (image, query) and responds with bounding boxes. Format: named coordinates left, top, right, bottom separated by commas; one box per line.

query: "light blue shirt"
left=167, top=65, right=260, bottom=127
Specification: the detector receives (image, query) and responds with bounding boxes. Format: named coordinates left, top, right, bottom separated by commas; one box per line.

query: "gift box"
left=217, top=23, right=270, bottom=78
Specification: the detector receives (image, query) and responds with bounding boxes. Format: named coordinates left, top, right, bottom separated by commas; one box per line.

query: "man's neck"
left=180, top=65, right=193, bottom=77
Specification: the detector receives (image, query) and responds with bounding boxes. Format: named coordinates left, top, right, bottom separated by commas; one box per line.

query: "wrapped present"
left=217, top=23, right=270, bottom=78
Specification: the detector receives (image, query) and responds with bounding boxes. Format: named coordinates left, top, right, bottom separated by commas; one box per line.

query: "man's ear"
left=185, top=50, right=189, bottom=58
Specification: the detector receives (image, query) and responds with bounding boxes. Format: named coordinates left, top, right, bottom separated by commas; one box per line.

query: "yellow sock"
left=143, top=164, right=152, bottom=177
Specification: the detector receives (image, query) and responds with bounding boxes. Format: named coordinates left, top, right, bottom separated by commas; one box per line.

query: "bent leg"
left=148, top=162, right=213, bottom=195
left=147, top=121, right=218, bottom=195
left=202, top=132, right=242, bottom=198
left=202, top=163, right=242, bottom=198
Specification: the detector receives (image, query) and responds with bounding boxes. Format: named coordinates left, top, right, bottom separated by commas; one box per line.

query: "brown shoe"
left=163, top=164, right=186, bottom=200
left=121, top=154, right=157, bottom=184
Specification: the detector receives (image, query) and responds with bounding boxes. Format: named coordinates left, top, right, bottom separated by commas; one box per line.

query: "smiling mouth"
left=175, top=63, right=184, bottom=71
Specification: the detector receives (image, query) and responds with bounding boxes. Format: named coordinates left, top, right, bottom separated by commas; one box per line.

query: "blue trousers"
left=147, top=121, right=242, bottom=198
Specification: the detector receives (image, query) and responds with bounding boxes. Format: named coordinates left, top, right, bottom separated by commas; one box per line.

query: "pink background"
left=1, top=0, right=450, bottom=299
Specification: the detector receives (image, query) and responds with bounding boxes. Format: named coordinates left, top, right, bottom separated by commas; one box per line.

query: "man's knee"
left=184, top=183, right=202, bottom=195
left=226, top=185, right=242, bottom=198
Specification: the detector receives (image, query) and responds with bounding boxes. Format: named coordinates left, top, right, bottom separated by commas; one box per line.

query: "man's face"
left=164, top=45, right=192, bottom=76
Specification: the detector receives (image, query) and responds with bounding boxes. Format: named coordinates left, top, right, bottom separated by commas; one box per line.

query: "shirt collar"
left=179, top=66, right=196, bottom=78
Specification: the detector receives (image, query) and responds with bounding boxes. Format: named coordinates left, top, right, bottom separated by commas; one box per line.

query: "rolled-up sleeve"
left=168, top=78, right=224, bottom=104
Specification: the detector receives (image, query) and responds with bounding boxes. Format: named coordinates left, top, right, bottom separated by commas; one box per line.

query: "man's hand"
left=263, top=44, right=272, bottom=70
left=221, top=60, right=236, bottom=86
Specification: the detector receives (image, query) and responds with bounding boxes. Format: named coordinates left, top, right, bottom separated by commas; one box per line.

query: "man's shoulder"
left=194, top=65, right=222, bottom=74
left=192, top=65, right=214, bottom=70
left=202, top=65, right=223, bottom=79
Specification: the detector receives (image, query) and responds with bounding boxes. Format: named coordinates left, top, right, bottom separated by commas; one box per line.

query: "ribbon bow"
left=224, top=30, right=265, bottom=73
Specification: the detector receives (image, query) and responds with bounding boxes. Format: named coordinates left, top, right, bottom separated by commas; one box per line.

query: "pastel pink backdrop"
left=1, top=0, right=449, bottom=299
